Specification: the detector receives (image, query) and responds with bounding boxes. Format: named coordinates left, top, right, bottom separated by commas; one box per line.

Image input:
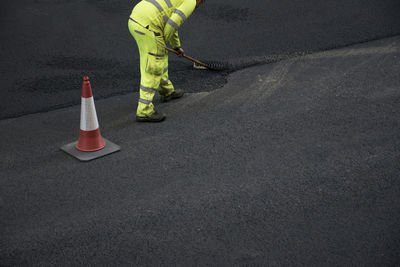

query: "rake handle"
left=165, top=47, right=208, bottom=68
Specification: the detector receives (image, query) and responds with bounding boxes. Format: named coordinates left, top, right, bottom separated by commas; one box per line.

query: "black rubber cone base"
left=61, top=138, right=120, bottom=162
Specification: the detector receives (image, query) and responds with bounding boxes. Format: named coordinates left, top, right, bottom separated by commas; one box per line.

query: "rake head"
left=193, top=61, right=231, bottom=71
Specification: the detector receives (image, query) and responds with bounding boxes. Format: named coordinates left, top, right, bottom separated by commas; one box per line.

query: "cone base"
left=61, top=138, right=120, bottom=162
left=76, top=129, right=106, bottom=152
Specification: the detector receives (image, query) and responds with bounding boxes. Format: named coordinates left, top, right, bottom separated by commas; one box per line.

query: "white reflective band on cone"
left=80, top=97, right=100, bottom=131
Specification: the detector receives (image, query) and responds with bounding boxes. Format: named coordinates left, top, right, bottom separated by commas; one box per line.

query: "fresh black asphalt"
left=1, top=0, right=400, bottom=119
left=1, top=0, right=400, bottom=266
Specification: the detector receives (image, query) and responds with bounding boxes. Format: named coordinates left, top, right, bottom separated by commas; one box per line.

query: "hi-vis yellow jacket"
left=130, top=0, right=196, bottom=49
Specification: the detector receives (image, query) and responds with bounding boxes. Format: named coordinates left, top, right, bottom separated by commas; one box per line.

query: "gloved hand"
left=174, top=47, right=185, bottom=57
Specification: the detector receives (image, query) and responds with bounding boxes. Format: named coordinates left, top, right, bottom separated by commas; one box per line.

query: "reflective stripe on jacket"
left=130, top=0, right=196, bottom=48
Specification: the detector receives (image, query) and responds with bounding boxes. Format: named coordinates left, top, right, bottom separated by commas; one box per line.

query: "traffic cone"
left=61, top=77, right=120, bottom=161
left=76, top=76, right=106, bottom=152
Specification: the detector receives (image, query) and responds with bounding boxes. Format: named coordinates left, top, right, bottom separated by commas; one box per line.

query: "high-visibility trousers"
left=128, top=19, right=175, bottom=117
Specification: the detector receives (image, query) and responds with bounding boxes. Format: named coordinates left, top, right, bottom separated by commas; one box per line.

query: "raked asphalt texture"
left=1, top=36, right=400, bottom=265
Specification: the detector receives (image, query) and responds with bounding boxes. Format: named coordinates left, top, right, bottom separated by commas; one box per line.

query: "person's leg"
left=128, top=20, right=165, bottom=119
left=158, top=53, right=175, bottom=97
left=158, top=52, right=185, bottom=102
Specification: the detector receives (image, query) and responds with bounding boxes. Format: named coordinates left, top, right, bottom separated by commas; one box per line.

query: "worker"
left=128, top=0, right=205, bottom=122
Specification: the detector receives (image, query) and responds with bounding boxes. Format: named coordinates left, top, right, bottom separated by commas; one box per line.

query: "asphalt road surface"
left=1, top=0, right=400, bottom=266
left=1, top=0, right=400, bottom=119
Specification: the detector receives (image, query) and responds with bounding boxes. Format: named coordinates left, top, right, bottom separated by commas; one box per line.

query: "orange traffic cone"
left=61, top=77, right=120, bottom=161
left=76, top=76, right=106, bottom=152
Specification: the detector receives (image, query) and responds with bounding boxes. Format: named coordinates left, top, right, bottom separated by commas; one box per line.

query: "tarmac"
left=1, top=0, right=400, bottom=119
left=1, top=0, right=400, bottom=265
left=1, top=36, right=400, bottom=265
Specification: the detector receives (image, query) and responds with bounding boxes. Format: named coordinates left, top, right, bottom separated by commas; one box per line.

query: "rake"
left=166, top=47, right=228, bottom=71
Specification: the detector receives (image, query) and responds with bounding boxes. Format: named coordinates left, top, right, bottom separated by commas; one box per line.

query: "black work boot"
left=161, top=88, right=184, bottom=102
left=136, top=111, right=166, bottom=122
